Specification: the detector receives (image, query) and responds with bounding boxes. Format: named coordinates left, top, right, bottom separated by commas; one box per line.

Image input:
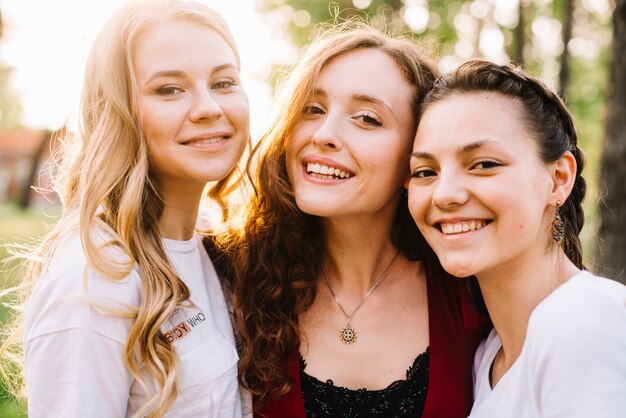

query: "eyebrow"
left=352, top=93, right=394, bottom=114
left=312, top=89, right=395, bottom=114
left=410, top=140, right=499, bottom=160
left=143, top=63, right=238, bottom=86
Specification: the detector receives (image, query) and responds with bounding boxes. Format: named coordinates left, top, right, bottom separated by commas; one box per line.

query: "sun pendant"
left=340, top=325, right=357, bottom=344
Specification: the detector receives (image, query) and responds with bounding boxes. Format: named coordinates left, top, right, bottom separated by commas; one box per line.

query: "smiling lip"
left=181, top=132, right=231, bottom=146
left=302, top=157, right=354, bottom=181
left=434, top=219, right=491, bottom=235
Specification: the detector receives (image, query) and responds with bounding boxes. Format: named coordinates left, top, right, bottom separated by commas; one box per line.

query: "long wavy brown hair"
left=219, top=21, right=440, bottom=409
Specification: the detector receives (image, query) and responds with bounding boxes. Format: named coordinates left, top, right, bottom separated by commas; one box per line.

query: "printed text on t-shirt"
left=163, top=312, right=206, bottom=343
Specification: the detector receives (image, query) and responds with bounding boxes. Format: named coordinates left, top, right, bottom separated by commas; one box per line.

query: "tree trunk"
left=558, top=0, right=574, bottom=97
left=512, top=0, right=526, bottom=65
left=340, top=0, right=359, bottom=19
left=390, top=0, right=403, bottom=23
left=596, top=0, right=626, bottom=284
left=390, top=0, right=402, bottom=11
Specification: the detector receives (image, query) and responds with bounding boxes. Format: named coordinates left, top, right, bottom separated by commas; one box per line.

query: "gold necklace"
left=321, top=250, right=401, bottom=344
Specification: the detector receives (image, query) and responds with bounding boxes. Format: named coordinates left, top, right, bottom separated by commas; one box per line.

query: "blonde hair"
left=1, top=1, right=244, bottom=416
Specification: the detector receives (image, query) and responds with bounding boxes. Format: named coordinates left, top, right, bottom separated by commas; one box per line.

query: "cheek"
left=390, top=132, right=414, bottom=173
left=285, top=128, right=307, bottom=165
left=368, top=143, right=411, bottom=186
left=141, top=118, right=168, bottom=160
left=139, top=100, right=169, bottom=142
left=283, top=138, right=299, bottom=182
left=145, top=141, right=169, bottom=179
left=225, top=95, right=251, bottom=131
left=407, top=185, right=428, bottom=225
left=142, top=125, right=160, bottom=155
left=139, top=112, right=170, bottom=172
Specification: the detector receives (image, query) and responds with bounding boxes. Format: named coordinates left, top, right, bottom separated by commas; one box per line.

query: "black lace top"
left=300, top=347, right=429, bottom=417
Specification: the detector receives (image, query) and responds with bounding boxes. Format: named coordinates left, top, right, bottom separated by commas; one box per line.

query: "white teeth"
left=195, top=137, right=224, bottom=144
left=441, top=221, right=487, bottom=235
left=306, top=162, right=352, bottom=179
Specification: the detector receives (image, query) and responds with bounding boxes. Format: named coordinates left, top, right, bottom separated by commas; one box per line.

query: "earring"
left=552, top=200, right=564, bottom=244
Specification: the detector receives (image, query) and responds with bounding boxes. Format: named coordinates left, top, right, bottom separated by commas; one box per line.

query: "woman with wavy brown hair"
left=222, top=21, right=491, bottom=417
left=1, top=0, right=250, bottom=416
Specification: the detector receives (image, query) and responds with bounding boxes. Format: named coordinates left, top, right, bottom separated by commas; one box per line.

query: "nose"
left=431, top=170, right=470, bottom=209
left=310, top=112, right=342, bottom=151
left=189, top=88, right=223, bottom=122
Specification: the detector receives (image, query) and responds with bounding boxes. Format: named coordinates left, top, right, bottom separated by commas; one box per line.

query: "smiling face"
left=285, top=48, right=416, bottom=221
left=134, top=19, right=249, bottom=193
left=407, top=92, right=556, bottom=279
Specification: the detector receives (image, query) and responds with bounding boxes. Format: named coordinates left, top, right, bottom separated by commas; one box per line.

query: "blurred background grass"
left=0, top=203, right=59, bottom=417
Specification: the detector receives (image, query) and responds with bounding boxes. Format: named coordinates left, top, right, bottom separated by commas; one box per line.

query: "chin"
left=295, top=201, right=326, bottom=217
left=438, top=257, right=478, bottom=279
left=200, top=163, right=238, bottom=183
left=294, top=197, right=335, bottom=217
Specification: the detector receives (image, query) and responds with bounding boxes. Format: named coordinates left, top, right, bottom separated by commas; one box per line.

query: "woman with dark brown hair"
left=407, top=59, right=626, bottom=417
left=217, top=22, right=491, bottom=417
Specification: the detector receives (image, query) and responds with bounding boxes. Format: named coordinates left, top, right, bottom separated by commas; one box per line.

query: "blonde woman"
left=2, top=0, right=250, bottom=416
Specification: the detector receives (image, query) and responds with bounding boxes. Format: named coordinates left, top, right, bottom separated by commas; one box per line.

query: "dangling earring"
left=552, top=200, right=564, bottom=244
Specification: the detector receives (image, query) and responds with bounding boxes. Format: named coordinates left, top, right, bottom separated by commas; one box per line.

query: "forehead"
left=133, top=19, right=236, bottom=71
left=315, top=48, right=414, bottom=101
left=414, top=92, right=537, bottom=155
left=426, top=91, right=524, bottom=124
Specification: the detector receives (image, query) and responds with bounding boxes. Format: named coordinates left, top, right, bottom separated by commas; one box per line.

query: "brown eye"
left=212, top=79, right=236, bottom=89
left=473, top=160, right=501, bottom=169
left=355, top=111, right=382, bottom=126
left=156, top=86, right=183, bottom=96
left=303, top=104, right=325, bottom=115
left=410, top=168, right=437, bottom=178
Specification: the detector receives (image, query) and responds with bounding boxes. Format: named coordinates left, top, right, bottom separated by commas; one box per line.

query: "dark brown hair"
left=420, top=59, right=586, bottom=268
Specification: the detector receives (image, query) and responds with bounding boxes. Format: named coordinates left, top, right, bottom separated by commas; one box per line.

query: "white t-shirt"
left=24, top=232, right=247, bottom=418
left=470, top=271, right=626, bottom=418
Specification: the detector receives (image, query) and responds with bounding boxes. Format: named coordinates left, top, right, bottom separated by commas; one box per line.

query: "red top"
left=256, top=260, right=491, bottom=418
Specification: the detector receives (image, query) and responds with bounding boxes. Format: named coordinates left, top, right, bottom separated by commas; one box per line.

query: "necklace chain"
left=321, top=250, right=401, bottom=344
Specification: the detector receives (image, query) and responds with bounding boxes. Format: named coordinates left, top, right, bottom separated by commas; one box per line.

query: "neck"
left=158, top=180, right=205, bottom=240
left=478, top=248, right=580, bottom=367
left=322, top=214, right=400, bottom=295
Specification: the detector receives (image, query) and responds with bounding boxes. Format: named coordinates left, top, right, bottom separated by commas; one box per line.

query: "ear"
left=550, top=151, right=577, bottom=205
left=404, top=176, right=410, bottom=190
